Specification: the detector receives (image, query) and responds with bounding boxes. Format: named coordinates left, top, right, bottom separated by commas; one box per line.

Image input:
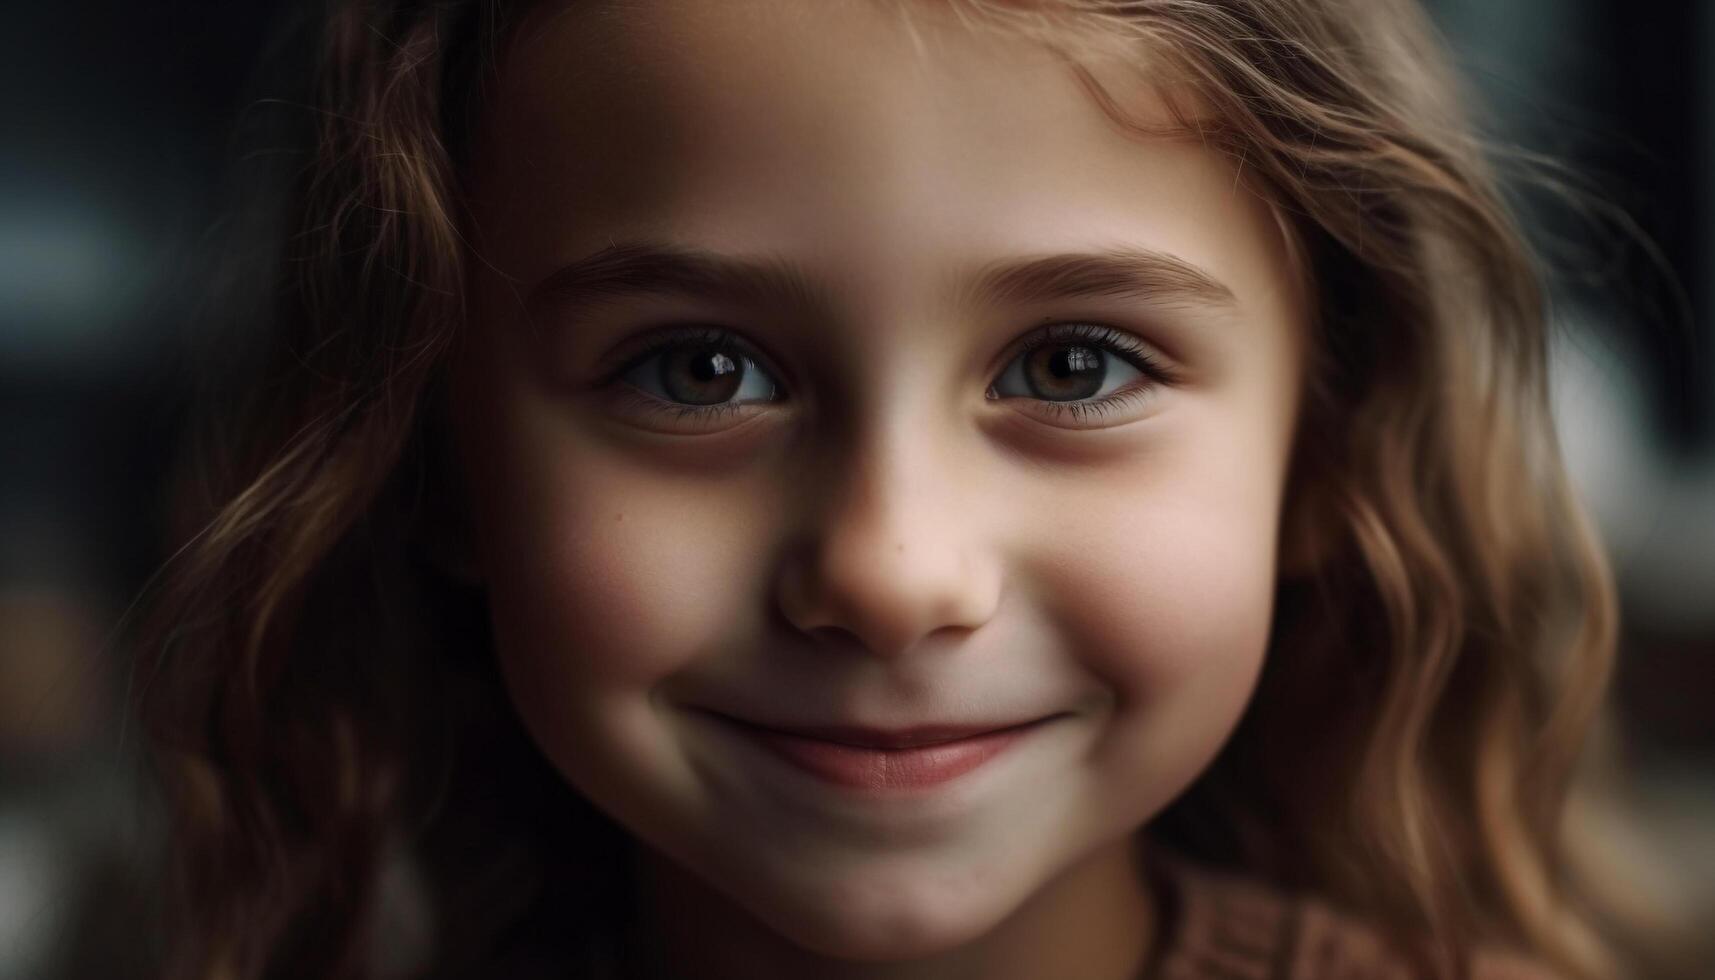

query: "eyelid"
left=605, top=383, right=771, bottom=434
left=595, top=324, right=783, bottom=388
left=996, top=320, right=1179, bottom=385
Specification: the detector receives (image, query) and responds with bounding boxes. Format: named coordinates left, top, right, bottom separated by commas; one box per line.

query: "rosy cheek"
left=1047, top=526, right=1265, bottom=690
left=492, top=506, right=676, bottom=683
left=1038, top=463, right=1273, bottom=665
left=1044, top=464, right=1279, bottom=794
left=483, top=446, right=775, bottom=692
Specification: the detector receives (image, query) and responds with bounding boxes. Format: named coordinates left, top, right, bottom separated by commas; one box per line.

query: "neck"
left=624, top=835, right=1158, bottom=980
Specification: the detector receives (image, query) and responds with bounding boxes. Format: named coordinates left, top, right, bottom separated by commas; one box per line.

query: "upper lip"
left=708, top=711, right=1051, bottom=748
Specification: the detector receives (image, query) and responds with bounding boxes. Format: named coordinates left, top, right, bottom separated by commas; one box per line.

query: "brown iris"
left=1024, top=345, right=1105, bottom=400
left=658, top=344, right=744, bottom=405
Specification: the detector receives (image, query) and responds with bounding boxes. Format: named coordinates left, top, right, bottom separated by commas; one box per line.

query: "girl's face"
left=453, top=0, right=1307, bottom=969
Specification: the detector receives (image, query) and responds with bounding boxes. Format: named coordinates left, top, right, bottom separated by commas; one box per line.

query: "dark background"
left=1, top=1, right=1710, bottom=977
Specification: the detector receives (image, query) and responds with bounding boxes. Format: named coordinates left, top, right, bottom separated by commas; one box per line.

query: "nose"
left=774, top=421, right=1002, bottom=659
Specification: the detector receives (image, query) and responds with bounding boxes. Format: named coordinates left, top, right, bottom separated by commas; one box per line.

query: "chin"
left=732, top=856, right=1018, bottom=962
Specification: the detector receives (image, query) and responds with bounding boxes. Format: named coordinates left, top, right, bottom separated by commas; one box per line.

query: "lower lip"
left=723, top=718, right=1047, bottom=791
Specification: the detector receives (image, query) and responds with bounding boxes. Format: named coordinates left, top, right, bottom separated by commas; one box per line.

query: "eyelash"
left=1000, top=322, right=1176, bottom=423
left=599, top=322, right=1178, bottom=427
left=602, top=326, right=760, bottom=426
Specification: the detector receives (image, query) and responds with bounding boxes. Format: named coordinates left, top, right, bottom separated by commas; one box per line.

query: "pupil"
left=691, top=351, right=732, bottom=382
left=662, top=345, right=743, bottom=404
left=1053, top=348, right=1100, bottom=377
left=1028, top=344, right=1104, bottom=400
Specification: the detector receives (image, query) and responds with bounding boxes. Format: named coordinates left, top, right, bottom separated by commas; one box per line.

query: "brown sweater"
left=1142, top=847, right=1566, bottom=980
left=506, top=845, right=1569, bottom=979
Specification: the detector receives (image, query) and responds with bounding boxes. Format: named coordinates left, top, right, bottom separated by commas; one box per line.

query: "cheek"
left=480, top=456, right=744, bottom=692
left=1051, top=504, right=1277, bottom=713
left=1044, top=459, right=1279, bottom=678
left=469, top=428, right=776, bottom=807
left=455, top=372, right=767, bottom=720
left=1028, top=440, right=1283, bottom=796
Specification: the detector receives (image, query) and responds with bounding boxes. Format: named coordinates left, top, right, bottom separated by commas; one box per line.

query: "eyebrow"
left=526, top=240, right=1237, bottom=317
left=969, top=245, right=1237, bottom=311
left=528, top=241, right=835, bottom=315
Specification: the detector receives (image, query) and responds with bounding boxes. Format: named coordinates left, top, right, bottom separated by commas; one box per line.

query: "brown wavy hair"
left=133, top=1, right=1657, bottom=977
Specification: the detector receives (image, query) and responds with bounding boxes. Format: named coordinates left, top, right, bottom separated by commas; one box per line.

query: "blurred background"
left=0, top=1, right=1709, bottom=977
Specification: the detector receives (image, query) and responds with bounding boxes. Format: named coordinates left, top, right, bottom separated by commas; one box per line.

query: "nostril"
left=805, top=623, right=870, bottom=656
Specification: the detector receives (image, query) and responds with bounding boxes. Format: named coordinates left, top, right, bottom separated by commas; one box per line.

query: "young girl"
left=134, top=1, right=1644, bottom=977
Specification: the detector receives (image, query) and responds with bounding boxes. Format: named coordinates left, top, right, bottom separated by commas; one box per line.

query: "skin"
left=449, top=2, right=1310, bottom=978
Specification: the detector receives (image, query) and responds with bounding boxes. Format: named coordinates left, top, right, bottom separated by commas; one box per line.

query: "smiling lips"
left=718, top=714, right=1052, bottom=791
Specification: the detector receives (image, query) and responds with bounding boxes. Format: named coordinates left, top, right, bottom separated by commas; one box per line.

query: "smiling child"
left=137, top=2, right=1631, bottom=979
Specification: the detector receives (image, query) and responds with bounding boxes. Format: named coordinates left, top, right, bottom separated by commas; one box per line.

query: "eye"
left=605, top=326, right=784, bottom=430
left=987, top=322, right=1176, bottom=427
left=599, top=321, right=1176, bottom=433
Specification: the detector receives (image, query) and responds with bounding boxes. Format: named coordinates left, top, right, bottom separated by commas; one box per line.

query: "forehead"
left=468, top=0, right=1299, bottom=331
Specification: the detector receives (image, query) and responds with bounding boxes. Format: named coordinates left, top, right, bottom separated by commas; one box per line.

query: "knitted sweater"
left=1143, top=848, right=1566, bottom=980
